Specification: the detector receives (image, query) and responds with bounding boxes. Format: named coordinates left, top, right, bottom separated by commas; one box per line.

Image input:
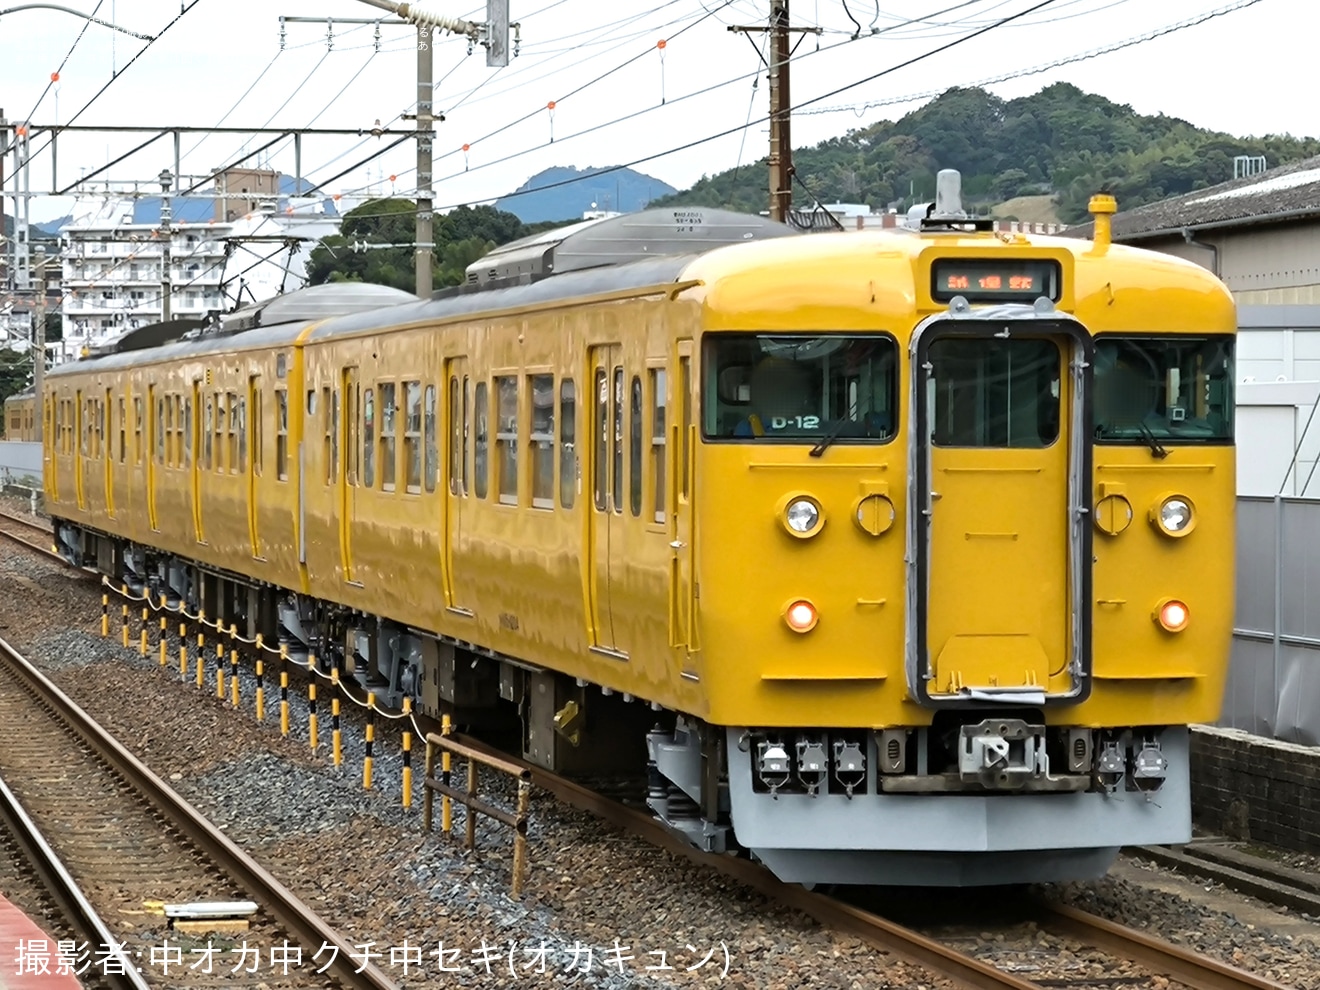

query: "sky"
left=0, top=0, right=1313, bottom=223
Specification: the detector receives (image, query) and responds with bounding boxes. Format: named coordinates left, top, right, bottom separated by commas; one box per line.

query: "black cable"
left=840, top=0, right=863, bottom=38
left=24, top=0, right=106, bottom=122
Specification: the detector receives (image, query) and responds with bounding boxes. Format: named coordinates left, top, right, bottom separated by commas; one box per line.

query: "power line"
left=23, top=0, right=107, bottom=123
left=179, top=49, right=285, bottom=170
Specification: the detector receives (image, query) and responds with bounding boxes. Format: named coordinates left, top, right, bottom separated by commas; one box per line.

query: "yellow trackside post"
left=101, top=593, right=108, bottom=637
left=441, top=713, right=453, bottom=834
left=215, top=637, right=225, bottom=699
left=279, top=642, right=289, bottom=737
left=158, top=596, right=168, bottom=667
left=195, top=612, right=205, bottom=688
left=402, top=697, right=413, bottom=809
left=308, top=652, right=319, bottom=752
left=139, top=606, right=147, bottom=656
left=120, top=597, right=128, bottom=649
left=331, top=666, right=342, bottom=767
left=179, top=619, right=188, bottom=678
left=363, top=691, right=375, bottom=790
left=255, top=634, right=265, bottom=722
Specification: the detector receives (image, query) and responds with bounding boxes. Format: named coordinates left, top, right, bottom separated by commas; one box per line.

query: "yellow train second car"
left=44, top=174, right=1236, bottom=885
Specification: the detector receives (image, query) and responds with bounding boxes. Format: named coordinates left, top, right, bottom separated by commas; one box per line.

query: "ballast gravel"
left=5, top=535, right=1320, bottom=989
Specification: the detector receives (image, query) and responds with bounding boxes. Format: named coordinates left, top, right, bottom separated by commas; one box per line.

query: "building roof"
left=1065, top=154, right=1320, bottom=241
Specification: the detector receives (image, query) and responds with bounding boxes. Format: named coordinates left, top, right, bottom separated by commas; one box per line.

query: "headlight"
left=1153, top=495, right=1195, bottom=537
left=786, top=499, right=820, bottom=534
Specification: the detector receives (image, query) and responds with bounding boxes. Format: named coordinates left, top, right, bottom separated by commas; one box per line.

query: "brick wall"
left=1190, top=725, right=1320, bottom=852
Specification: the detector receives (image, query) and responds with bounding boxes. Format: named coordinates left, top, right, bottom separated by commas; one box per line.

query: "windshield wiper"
left=809, top=420, right=849, bottom=458
left=1137, top=421, right=1170, bottom=459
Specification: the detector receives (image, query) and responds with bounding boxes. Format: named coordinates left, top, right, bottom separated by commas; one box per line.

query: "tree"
left=0, top=348, right=32, bottom=417
left=306, top=200, right=533, bottom=293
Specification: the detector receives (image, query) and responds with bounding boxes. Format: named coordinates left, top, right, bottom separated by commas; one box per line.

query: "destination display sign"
left=931, top=258, right=1062, bottom=302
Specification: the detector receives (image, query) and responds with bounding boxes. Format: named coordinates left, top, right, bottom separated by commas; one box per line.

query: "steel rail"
left=0, top=513, right=78, bottom=569
left=0, top=635, right=399, bottom=990
left=0, top=508, right=51, bottom=534
left=448, top=732, right=1041, bottom=990
left=0, top=774, right=149, bottom=990
left=1039, top=900, right=1295, bottom=990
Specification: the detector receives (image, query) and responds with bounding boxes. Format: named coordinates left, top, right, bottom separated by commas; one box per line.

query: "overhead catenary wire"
left=23, top=0, right=106, bottom=123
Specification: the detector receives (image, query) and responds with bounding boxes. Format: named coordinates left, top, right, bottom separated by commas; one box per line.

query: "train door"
left=191, top=381, right=204, bottom=543
left=668, top=341, right=699, bottom=666
left=146, top=384, right=158, bottom=531
left=74, top=389, right=86, bottom=511
left=588, top=344, right=626, bottom=653
left=103, top=388, right=115, bottom=517
left=339, top=366, right=360, bottom=584
left=915, top=323, right=1091, bottom=704
left=442, top=358, right=473, bottom=614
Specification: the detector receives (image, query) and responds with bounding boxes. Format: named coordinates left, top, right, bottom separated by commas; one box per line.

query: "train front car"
left=650, top=172, right=1235, bottom=886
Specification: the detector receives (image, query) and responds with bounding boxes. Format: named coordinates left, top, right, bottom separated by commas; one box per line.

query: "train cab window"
left=629, top=375, right=643, bottom=517
left=275, top=388, right=289, bottom=481
left=650, top=369, right=666, bottom=522
left=929, top=337, right=1059, bottom=448
left=423, top=384, right=437, bottom=493
left=363, top=388, right=376, bottom=488
left=380, top=383, right=397, bottom=491
left=203, top=396, right=213, bottom=470
left=560, top=379, right=576, bottom=509
left=529, top=374, right=554, bottom=509
left=704, top=334, right=897, bottom=443
left=404, top=380, right=422, bottom=493
left=1094, top=335, right=1233, bottom=443
left=473, top=381, right=489, bottom=499
left=495, top=376, right=518, bottom=505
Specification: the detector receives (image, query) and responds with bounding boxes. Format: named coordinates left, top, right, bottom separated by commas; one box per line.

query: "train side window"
left=155, top=398, right=164, bottom=463
left=448, top=377, right=461, bottom=495
left=363, top=388, right=376, bottom=488
left=593, top=368, right=607, bottom=511
left=629, top=375, right=642, bottom=517
left=612, top=367, right=624, bottom=515
left=237, top=395, right=247, bottom=472
left=404, top=380, right=422, bottom=493
left=275, top=388, right=289, bottom=481
left=529, top=374, right=554, bottom=509
left=229, top=392, right=242, bottom=473
left=473, top=381, right=489, bottom=499
left=163, top=398, right=173, bottom=466
left=494, top=376, right=518, bottom=505
left=679, top=356, right=691, bottom=500
left=118, top=398, right=126, bottom=463
left=346, top=378, right=359, bottom=486
left=330, top=388, right=339, bottom=483
left=214, top=392, right=225, bottom=473
left=463, top=377, right=472, bottom=495
left=203, top=396, right=213, bottom=470
left=134, top=397, right=143, bottom=465
left=560, top=378, right=576, bottom=509
left=650, top=369, right=666, bottom=522
left=380, top=383, right=397, bottom=491
left=323, top=386, right=333, bottom=485
left=183, top=396, right=192, bottom=467
left=252, top=386, right=262, bottom=476
left=423, top=384, right=437, bottom=493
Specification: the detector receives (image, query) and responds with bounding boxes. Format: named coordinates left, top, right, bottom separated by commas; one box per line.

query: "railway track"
left=0, top=506, right=70, bottom=567
left=0, top=633, right=398, bottom=990
left=1130, top=840, right=1320, bottom=917
left=451, top=730, right=1297, bottom=990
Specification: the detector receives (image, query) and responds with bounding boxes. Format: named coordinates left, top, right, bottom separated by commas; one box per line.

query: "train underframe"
left=59, top=521, right=1188, bottom=887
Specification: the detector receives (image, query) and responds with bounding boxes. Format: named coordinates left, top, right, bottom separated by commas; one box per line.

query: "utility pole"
left=159, top=169, right=173, bottom=322
left=32, top=250, right=45, bottom=442
left=350, top=0, right=517, bottom=297
left=728, top=3, right=819, bottom=223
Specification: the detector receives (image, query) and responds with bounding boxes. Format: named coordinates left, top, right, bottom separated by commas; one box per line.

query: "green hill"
left=651, top=83, right=1320, bottom=224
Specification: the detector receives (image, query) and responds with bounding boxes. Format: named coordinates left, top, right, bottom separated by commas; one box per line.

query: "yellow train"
left=5, top=389, right=36, bottom=441
left=43, top=176, right=1236, bottom=886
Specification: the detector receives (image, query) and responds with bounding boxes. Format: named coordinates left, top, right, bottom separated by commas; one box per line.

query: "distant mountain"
left=649, top=82, right=1320, bottom=224
left=495, top=166, right=677, bottom=223
left=2, top=215, right=64, bottom=239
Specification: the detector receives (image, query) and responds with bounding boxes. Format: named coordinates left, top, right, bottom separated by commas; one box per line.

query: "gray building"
left=1066, top=154, right=1320, bottom=305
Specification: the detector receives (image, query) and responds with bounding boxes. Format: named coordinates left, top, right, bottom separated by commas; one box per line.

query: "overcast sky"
left=1, top=0, right=1311, bottom=222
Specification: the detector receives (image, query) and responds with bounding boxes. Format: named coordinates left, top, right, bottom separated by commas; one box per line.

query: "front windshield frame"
left=1092, top=333, right=1234, bottom=445
left=701, top=331, right=899, bottom=445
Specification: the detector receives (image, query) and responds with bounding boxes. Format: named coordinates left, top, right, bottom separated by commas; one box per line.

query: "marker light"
left=784, top=599, right=819, bottom=633
left=1153, top=495, right=1195, bottom=537
left=1155, top=598, right=1190, bottom=633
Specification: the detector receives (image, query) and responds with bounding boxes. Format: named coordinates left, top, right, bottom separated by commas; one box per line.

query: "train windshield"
left=1093, top=336, right=1234, bottom=442
left=703, top=333, right=897, bottom=441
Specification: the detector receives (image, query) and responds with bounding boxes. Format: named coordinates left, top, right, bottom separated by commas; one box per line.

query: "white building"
left=57, top=171, right=340, bottom=360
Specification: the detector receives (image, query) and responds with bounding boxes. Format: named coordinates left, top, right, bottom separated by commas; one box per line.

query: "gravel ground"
left=7, top=531, right=1320, bottom=989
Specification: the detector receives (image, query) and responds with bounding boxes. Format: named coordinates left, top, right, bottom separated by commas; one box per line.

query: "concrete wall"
left=0, top=441, right=42, bottom=487
left=1191, top=725, right=1320, bottom=852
